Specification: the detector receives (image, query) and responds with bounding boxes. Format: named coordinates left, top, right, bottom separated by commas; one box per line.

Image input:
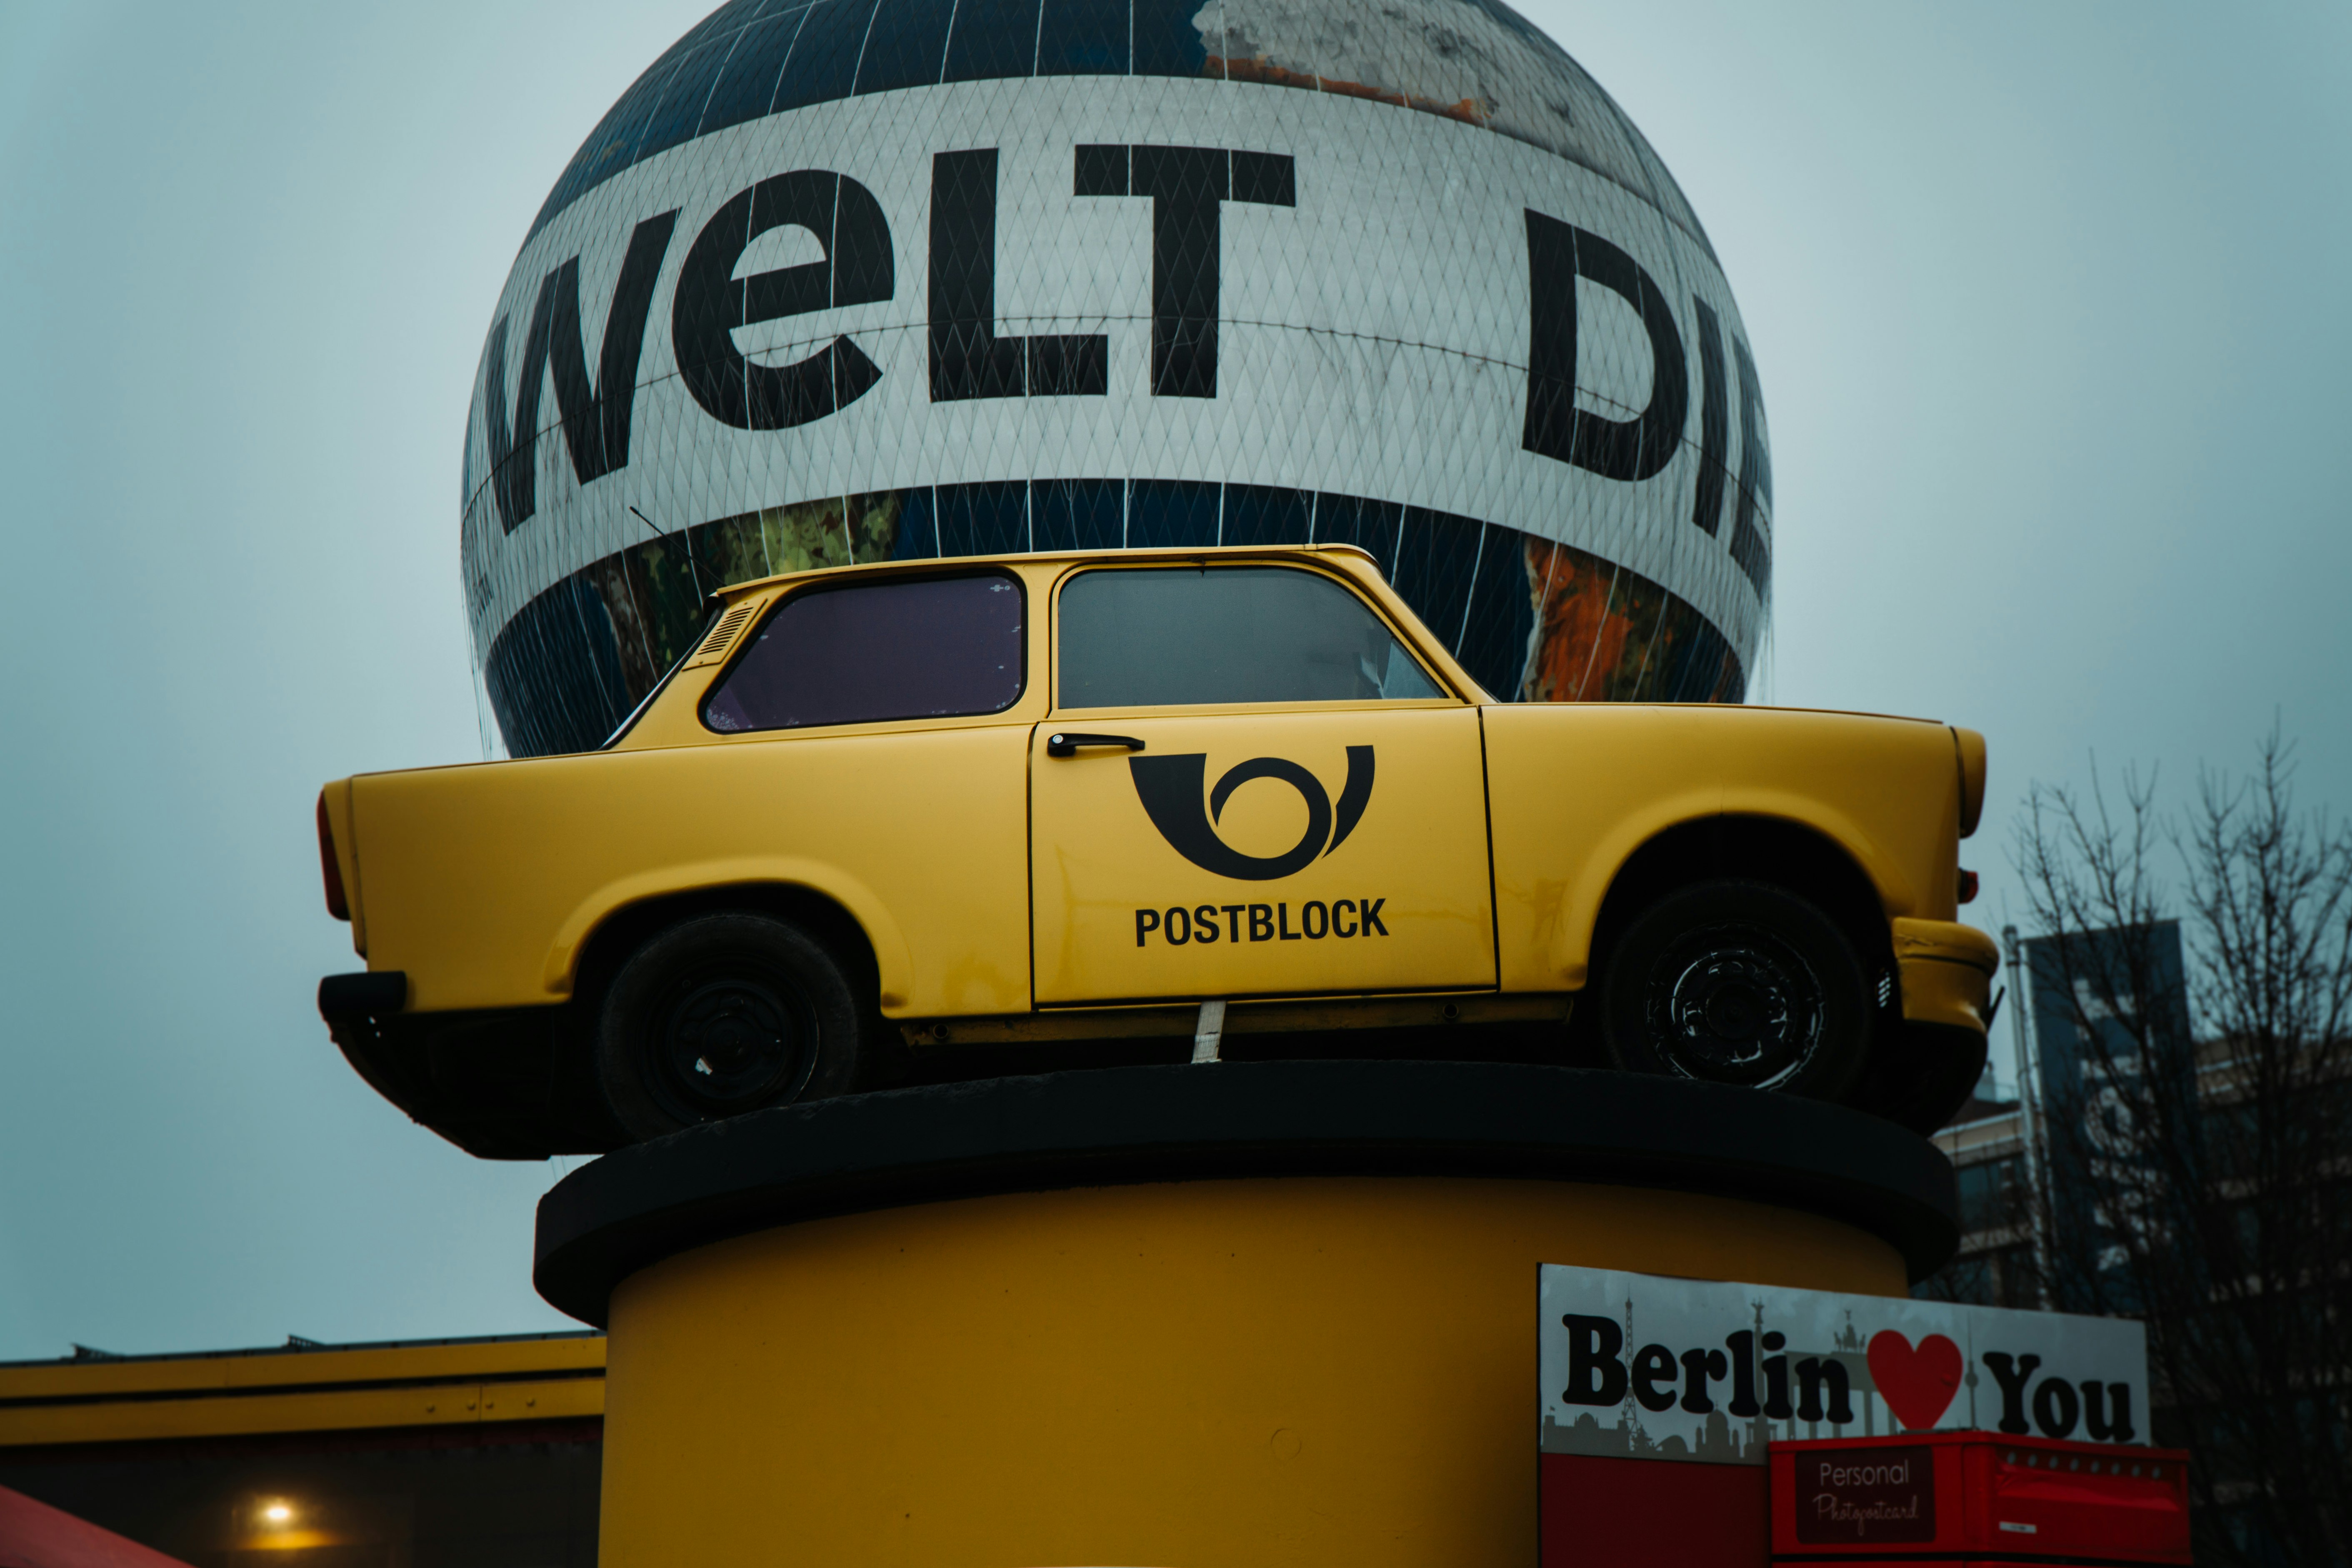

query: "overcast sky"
left=0, top=2, right=2344, bottom=1358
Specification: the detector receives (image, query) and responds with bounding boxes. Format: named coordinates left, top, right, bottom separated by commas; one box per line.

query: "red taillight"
left=1958, top=868, right=1980, bottom=904
left=317, top=793, right=350, bottom=921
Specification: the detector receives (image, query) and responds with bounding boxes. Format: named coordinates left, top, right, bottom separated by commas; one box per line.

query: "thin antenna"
left=630, top=505, right=705, bottom=600
left=2006, top=921, right=2052, bottom=1310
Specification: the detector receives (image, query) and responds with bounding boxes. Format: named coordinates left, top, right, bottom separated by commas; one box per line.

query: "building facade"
left=0, top=1334, right=605, bottom=1565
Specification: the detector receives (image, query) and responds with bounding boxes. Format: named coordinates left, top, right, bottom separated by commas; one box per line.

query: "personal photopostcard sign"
left=1539, top=1265, right=2149, bottom=1465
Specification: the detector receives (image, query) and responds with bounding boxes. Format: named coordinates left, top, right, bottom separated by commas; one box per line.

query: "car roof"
left=705, top=542, right=1385, bottom=606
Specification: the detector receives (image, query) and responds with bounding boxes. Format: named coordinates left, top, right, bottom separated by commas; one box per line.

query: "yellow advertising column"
left=535, top=1062, right=1956, bottom=1568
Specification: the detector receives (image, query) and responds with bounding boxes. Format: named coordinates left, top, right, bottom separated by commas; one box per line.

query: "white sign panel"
left=1539, top=1266, right=2149, bottom=1466
left=462, top=77, right=1765, bottom=650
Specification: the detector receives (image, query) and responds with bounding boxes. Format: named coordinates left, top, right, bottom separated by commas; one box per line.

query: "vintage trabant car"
left=316, top=545, right=1996, bottom=1157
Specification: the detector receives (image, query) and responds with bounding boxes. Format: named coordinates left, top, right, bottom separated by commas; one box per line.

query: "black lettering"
left=1761, top=1330, right=1790, bottom=1419
left=1521, top=209, right=1688, bottom=481
left=485, top=209, right=679, bottom=533
left=1277, top=903, right=1300, bottom=940
left=672, top=170, right=891, bottom=432
left=1332, top=899, right=1357, bottom=938
left=1248, top=904, right=1274, bottom=942
left=1680, top=1347, right=1727, bottom=1413
left=1688, top=296, right=1727, bottom=537
left=1165, top=905, right=1190, bottom=945
left=1981, top=1353, right=2040, bottom=1436
left=546, top=213, right=677, bottom=488
left=1074, top=144, right=1295, bottom=398
left=930, top=148, right=1107, bottom=401
left=1135, top=908, right=1159, bottom=947
left=1730, top=335, right=1772, bottom=594
left=1222, top=903, right=1246, bottom=943
left=1193, top=904, right=1220, bottom=943
left=930, top=149, right=1016, bottom=400
left=1822, top=1359, right=1853, bottom=1423
left=1561, top=1314, right=1628, bottom=1406
left=1763, top=1355, right=1792, bottom=1419
left=1793, top=1358, right=1853, bottom=1424
left=1630, top=1344, right=1678, bottom=1413
left=2081, top=1381, right=2135, bottom=1443
left=484, top=296, right=551, bottom=535
left=1359, top=898, right=1388, bottom=936
left=1725, top=1330, right=1759, bottom=1417
left=2033, top=1376, right=2080, bottom=1439
left=1302, top=900, right=1328, bottom=938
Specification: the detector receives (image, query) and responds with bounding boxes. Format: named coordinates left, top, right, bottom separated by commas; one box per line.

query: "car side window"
left=703, top=572, right=1024, bottom=733
left=1057, top=566, right=1443, bottom=708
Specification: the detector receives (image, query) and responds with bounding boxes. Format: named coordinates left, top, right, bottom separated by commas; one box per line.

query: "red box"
left=1770, top=1431, right=2190, bottom=1565
left=1542, top=1453, right=1770, bottom=1568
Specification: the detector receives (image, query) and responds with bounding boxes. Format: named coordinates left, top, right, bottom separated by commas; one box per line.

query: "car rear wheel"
left=596, top=912, right=865, bottom=1141
left=1598, top=879, right=1870, bottom=1100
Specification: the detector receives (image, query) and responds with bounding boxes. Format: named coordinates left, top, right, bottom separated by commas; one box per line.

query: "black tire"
left=1598, top=879, right=1870, bottom=1100
left=596, top=913, right=865, bottom=1141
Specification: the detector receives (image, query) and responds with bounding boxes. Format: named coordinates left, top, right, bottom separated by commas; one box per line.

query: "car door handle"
left=1047, top=732, right=1147, bottom=759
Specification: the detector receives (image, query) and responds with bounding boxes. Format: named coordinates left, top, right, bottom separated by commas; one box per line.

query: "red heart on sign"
left=1867, top=1330, right=1963, bottom=1431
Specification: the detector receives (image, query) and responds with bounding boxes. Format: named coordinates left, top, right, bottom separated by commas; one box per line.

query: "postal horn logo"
left=1130, top=748, right=1374, bottom=881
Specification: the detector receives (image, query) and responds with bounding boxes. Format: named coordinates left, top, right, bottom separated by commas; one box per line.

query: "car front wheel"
left=595, top=912, right=865, bottom=1141
left=1598, top=879, right=1870, bottom=1100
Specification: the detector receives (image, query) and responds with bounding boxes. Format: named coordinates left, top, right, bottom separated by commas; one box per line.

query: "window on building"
left=1986, top=1243, right=2041, bottom=1308
left=1955, top=1154, right=2026, bottom=1231
left=1914, top=1253, right=1998, bottom=1305
left=0, top=1423, right=601, bottom=1568
left=1912, top=1241, right=2041, bottom=1308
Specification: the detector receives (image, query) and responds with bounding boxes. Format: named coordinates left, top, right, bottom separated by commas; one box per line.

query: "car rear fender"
left=543, top=859, right=915, bottom=1010
left=1551, top=792, right=1917, bottom=985
left=319, top=777, right=366, bottom=956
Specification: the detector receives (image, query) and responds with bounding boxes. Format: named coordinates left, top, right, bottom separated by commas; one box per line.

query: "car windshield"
left=1057, top=566, right=1442, bottom=708
left=703, top=572, right=1024, bottom=732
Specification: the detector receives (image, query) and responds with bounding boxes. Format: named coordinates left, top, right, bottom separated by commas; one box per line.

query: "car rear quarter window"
left=1057, top=566, right=1442, bottom=707
left=703, top=572, right=1024, bottom=733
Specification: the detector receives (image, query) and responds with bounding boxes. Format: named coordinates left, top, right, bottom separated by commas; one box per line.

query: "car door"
left=1029, top=560, right=1495, bottom=1005
left=677, top=566, right=1040, bottom=1020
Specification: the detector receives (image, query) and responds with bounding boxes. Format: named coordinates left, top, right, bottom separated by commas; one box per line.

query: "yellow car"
left=316, top=546, right=1996, bottom=1157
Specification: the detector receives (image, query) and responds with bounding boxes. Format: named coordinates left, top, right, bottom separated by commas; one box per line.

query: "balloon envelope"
left=462, top=0, right=1774, bottom=757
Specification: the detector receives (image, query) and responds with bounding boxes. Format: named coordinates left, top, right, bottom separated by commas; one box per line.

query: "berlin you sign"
left=1540, top=1267, right=2148, bottom=1466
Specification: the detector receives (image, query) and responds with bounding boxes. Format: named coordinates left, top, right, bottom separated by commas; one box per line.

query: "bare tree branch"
left=1991, top=731, right=2352, bottom=1564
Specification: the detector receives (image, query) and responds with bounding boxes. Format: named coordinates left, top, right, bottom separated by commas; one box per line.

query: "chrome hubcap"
left=1645, top=924, right=1823, bottom=1089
